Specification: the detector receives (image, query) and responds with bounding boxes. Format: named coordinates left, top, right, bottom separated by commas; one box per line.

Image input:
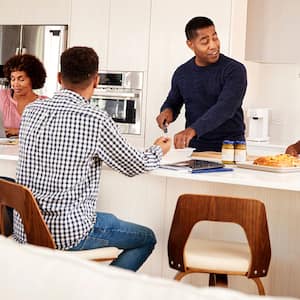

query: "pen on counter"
left=190, top=168, right=234, bottom=174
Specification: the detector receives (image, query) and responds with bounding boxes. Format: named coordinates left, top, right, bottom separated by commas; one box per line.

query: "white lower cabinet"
left=98, top=168, right=300, bottom=297
left=98, top=170, right=166, bottom=275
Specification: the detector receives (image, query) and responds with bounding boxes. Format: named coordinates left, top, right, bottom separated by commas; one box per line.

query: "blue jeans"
left=69, top=212, right=156, bottom=272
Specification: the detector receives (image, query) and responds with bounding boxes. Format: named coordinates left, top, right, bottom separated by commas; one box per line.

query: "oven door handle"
left=93, top=91, right=138, bottom=98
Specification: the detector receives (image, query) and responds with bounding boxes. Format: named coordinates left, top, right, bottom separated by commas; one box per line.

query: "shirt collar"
left=191, top=53, right=223, bottom=71
left=53, top=89, right=90, bottom=104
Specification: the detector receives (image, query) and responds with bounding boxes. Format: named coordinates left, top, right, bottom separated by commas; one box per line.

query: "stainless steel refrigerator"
left=0, top=25, right=68, bottom=97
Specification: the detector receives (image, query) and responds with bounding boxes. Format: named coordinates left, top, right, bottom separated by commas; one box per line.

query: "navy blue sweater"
left=161, top=54, right=247, bottom=152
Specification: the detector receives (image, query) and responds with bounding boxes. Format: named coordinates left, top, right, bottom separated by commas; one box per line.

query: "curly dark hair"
left=3, top=54, right=47, bottom=89
left=61, top=46, right=98, bottom=87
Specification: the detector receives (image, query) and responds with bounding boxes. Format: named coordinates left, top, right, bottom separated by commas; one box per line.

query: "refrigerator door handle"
left=19, top=25, right=24, bottom=55
left=49, top=30, right=61, bottom=37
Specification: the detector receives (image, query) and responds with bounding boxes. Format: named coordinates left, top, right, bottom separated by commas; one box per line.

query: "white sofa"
left=0, top=236, right=296, bottom=300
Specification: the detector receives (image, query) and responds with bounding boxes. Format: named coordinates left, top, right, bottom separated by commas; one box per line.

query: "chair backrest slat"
left=168, top=194, right=271, bottom=278
left=0, top=179, right=56, bottom=249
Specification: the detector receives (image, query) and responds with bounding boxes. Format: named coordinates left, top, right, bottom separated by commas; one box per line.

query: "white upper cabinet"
left=106, top=0, right=151, bottom=71
left=245, top=0, right=300, bottom=63
left=69, top=0, right=151, bottom=71
left=0, top=0, right=71, bottom=24
left=69, top=0, right=110, bottom=69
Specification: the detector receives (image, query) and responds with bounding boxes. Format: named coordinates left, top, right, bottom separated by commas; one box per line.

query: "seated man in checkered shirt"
left=14, top=46, right=171, bottom=271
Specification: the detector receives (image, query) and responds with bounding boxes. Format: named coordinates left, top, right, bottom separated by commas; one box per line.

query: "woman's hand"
left=5, top=128, right=19, bottom=137
left=285, top=141, right=300, bottom=157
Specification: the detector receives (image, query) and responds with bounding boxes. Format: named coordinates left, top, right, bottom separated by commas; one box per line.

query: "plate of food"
left=236, top=154, right=300, bottom=173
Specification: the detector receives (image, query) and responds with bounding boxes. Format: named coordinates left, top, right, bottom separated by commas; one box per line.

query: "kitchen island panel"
left=0, top=159, right=17, bottom=178
left=98, top=169, right=167, bottom=276
left=1, top=146, right=300, bottom=297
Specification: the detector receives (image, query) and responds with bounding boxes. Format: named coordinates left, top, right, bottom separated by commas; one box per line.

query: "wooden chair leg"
left=1, top=206, right=13, bottom=236
left=209, top=273, right=216, bottom=286
left=174, top=269, right=196, bottom=281
left=174, top=271, right=188, bottom=281
left=216, top=274, right=228, bottom=288
left=209, top=273, right=228, bottom=288
left=252, top=277, right=265, bottom=295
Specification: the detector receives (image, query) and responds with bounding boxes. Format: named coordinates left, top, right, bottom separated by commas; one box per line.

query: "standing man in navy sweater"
left=156, top=16, right=247, bottom=152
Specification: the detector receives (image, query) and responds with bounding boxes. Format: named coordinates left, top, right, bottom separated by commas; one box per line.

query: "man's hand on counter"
left=154, top=137, right=171, bottom=155
left=174, top=127, right=196, bottom=149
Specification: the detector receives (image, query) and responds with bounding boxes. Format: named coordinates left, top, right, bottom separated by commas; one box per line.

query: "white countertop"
left=1, top=145, right=300, bottom=192
left=150, top=166, right=300, bottom=191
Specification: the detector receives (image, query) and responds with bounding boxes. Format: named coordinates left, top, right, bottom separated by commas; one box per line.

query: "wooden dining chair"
left=168, top=194, right=271, bottom=295
left=0, top=178, right=120, bottom=262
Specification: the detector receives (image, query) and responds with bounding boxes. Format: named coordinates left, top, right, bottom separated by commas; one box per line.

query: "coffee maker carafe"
left=246, top=108, right=270, bottom=142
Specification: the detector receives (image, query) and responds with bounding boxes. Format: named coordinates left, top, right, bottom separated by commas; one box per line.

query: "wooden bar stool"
left=0, top=179, right=120, bottom=262
left=168, top=194, right=271, bottom=295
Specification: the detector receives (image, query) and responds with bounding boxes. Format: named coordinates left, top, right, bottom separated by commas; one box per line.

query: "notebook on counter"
left=160, top=159, right=230, bottom=173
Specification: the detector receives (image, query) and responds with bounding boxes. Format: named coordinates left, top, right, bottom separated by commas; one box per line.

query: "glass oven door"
left=91, top=94, right=140, bottom=134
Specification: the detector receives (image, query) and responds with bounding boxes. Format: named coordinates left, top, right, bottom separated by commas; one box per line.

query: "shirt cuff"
left=146, top=145, right=163, bottom=160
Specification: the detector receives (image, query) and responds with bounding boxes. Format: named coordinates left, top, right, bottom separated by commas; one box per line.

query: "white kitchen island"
left=1, top=145, right=300, bottom=298
left=0, top=144, right=19, bottom=178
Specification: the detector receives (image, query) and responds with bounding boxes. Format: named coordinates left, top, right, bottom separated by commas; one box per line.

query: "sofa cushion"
left=0, top=236, right=295, bottom=300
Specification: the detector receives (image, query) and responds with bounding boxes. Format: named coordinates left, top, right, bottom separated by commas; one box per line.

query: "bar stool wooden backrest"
left=168, top=194, right=271, bottom=295
left=0, top=179, right=56, bottom=248
left=0, top=179, right=120, bottom=262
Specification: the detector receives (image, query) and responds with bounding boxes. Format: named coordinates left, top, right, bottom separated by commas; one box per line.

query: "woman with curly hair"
left=0, top=54, right=47, bottom=137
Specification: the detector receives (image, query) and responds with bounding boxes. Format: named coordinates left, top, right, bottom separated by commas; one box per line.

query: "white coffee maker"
left=246, top=108, right=270, bottom=142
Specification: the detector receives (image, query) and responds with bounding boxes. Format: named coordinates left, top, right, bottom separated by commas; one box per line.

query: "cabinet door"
left=0, top=0, right=71, bottom=24
left=107, top=0, right=151, bottom=71
left=245, top=0, right=300, bottom=63
left=69, top=0, right=110, bottom=69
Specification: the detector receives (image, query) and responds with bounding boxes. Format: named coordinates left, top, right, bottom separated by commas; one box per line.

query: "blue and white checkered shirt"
left=14, top=89, right=162, bottom=249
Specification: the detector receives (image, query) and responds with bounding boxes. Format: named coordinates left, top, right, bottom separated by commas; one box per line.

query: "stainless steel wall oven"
left=91, top=71, right=143, bottom=135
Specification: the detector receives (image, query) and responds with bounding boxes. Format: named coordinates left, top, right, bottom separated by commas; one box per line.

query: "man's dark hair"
left=185, top=16, right=214, bottom=40
left=60, top=46, right=99, bottom=87
left=4, top=54, right=46, bottom=89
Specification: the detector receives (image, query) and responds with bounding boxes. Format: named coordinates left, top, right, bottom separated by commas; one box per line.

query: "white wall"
left=144, top=0, right=232, bottom=148
left=1, top=0, right=298, bottom=147
left=230, top=0, right=300, bottom=147
left=245, top=63, right=300, bottom=146
left=146, top=0, right=300, bottom=150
